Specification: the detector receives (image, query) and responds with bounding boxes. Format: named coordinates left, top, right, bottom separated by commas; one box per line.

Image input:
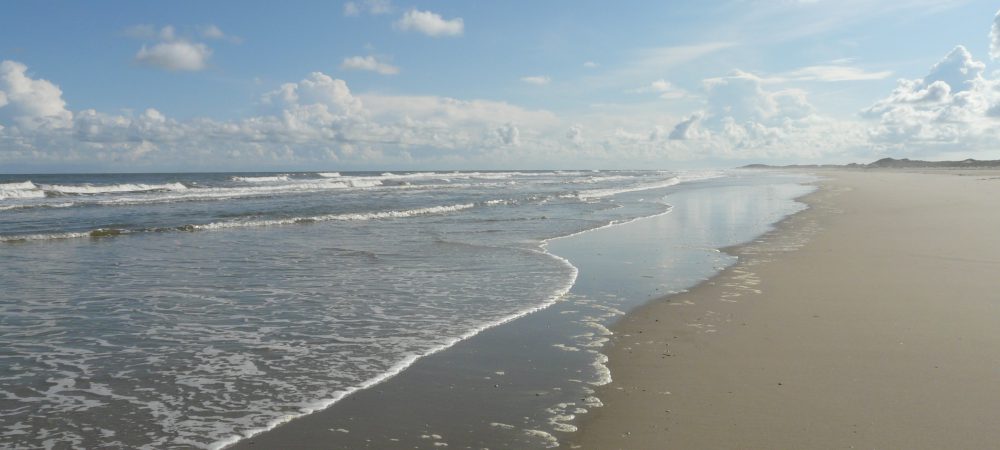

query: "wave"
left=0, top=181, right=45, bottom=200
left=40, top=182, right=189, bottom=195
left=317, top=172, right=341, bottom=178
left=231, top=175, right=290, bottom=183
left=576, top=177, right=681, bottom=199
left=209, top=244, right=580, bottom=450
left=0, top=179, right=469, bottom=211
left=0, top=202, right=75, bottom=211
left=575, top=171, right=725, bottom=199
left=192, top=203, right=476, bottom=231
left=0, top=231, right=93, bottom=242
left=0, top=203, right=477, bottom=243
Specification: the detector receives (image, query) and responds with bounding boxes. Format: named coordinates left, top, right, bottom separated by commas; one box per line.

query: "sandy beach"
left=572, top=170, right=1000, bottom=449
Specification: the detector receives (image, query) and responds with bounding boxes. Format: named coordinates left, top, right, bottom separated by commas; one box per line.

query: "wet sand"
left=572, top=170, right=1000, bottom=449
left=223, top=173, right=810, bottom=449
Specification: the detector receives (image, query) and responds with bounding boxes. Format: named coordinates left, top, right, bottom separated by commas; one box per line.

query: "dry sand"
left=572, top=170, right=1000, bottom=449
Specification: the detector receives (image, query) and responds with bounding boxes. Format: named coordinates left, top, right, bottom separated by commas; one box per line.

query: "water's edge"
left=219, top=171, right=817, bottom=449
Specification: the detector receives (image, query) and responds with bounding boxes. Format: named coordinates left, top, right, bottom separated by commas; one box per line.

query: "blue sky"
left=2, top=0, right=1000, bottom=172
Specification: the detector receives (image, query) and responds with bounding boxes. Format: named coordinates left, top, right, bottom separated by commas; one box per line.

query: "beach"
left=573, top=170, right=1000, bottom=449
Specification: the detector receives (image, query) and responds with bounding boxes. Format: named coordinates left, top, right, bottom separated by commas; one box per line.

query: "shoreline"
left=224, top=172, right=811, bottom=449
left=572, top=169, right=1000, bottom=448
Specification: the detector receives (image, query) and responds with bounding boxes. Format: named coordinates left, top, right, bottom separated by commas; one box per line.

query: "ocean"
left=0, top=170, right=813, bottom=448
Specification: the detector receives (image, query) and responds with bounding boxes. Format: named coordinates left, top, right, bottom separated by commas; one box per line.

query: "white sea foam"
left=576, top=170, right=725, bottom=199
left=0, top=231, right=93, bottom=242
left=317, top=172, right=341, bottom=178
left=0, top=181, right=45, bottom=200
left=194, top=203, right=477, bottom=231
left=342, top=178, right=382, bottom=188
left=210, top=240, right=580, bottom=450
left=577, top=177, right=681, bottom=199
left=231, top=175, right=290, bottom=183
left=523, top=429, right=559, bottom=448
left=40, top=182, right=188, bottom=195
left=0, top=203, right=478, bottom=242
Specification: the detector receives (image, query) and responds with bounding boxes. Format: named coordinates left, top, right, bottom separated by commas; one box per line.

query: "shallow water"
left=2, top=169, right=735, bottom=449
left=224, top=171, right=816, bottom=449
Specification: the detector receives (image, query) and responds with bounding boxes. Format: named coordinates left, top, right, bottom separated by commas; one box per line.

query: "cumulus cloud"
left=0, top=60, right=73, bottom=129
left=520, top=75, right=551, bottom=85
left=669, top=113, right=703, bottom=140
left=135, top=41, right=212, bottom=71
left=922, top=46, right=985, bottom=92
left=566, top=124, right=584, bottom=144
left=583, top=61, right=599, bottom=68
left=394, top=10, right=464, bottom=37
left=340, top=55, right=399, bottom=75
left=703, top=70, right=813, bottom=125
left=126, top=24, right=225, bottom=72
left=262, top=72, right=364, bottom=117
left=494, top=123, right=520, bottom=146
left=0, top=60, right=586, bottom=170
left=862, top=45, right=1000, bottom=153
left=608, top=69, right=863, bottom=160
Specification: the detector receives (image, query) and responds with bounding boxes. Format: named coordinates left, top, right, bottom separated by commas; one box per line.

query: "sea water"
left=0, top=170, right=809, bottom=448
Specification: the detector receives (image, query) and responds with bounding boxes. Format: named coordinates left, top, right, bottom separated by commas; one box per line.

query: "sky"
left=2, top=0, right=1000, bottom=172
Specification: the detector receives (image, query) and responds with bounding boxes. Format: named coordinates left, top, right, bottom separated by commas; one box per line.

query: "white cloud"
left=340, top=55, right=400, bottom=75
left=0, top=60, right=73, bottom=129
left=779, top=64, right=893, bottom=82
left=629, top=79, right=689, bottom=99
left=135, top=41, right=212, bottom=71
left=344, top=0, right=392, bottom=16
left=0, top=54, right=940, bottom=171
left=669, top=113, right=703, bottom=140
left=520, top=75, right=551, bottom=85
left=394, top=10, right=464, bottom=37
left=126, top=24, right=224, bottom=72
left=862, top=45, right=1000, bottom=153
left=201, top=24, right=224, bottom=39
left=0, top=61, right=578, bottom=170
left=566, top=124, right=584, bottom=144
left=922, top=45, right=985, bottom=92
left=159, top=25, right=176, bottom=41
left=583, top=61, right=599, bottom=68
left=495, top=122, right=520, bottom=146
left=261, top=72, right=363, bottom=117
left=991, top=9, right=1000, bottom=60
left=703, top=70, right=812, bottom=124
left=200, top=25, right=242, bottom=43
